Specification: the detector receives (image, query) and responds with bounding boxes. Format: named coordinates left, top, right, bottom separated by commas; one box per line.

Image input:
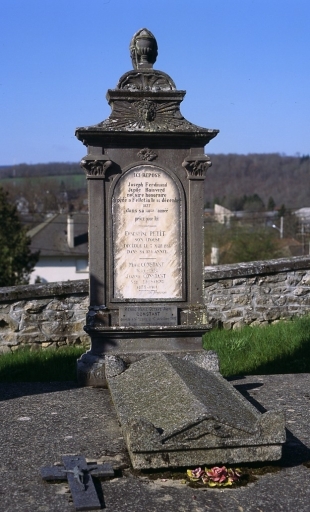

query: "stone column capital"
left=182, top=154, right=212, bottom=180
left=80, top=156, right=113, bottom=179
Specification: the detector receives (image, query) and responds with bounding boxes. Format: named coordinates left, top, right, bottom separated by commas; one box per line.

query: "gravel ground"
left=0, top=374, right=309, bottom=512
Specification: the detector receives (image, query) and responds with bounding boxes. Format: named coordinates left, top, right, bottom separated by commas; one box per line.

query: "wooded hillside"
left=0, top=162, right=81, bottom=179
left=1, top=154, right=309, bottom=211
left=205, top=153, right=310, bottom=210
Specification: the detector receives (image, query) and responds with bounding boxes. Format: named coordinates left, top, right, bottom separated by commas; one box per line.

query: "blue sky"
left=1, top=0, right=309, bottom=165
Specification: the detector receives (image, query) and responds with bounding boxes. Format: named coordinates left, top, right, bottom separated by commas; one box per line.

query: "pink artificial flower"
left=206, top=466, right=228, bottom=483
left=187, top=465, right=241, bottom=487
left=187, top=467, right=205, bottom=481
left=192, top=467, right=204, bottom=479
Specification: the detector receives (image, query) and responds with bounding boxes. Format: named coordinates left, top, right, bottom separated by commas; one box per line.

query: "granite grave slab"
left=106, top=352, right=286, bottom=469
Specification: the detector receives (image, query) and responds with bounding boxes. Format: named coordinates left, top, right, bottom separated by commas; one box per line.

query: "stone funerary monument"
left=76, top=28, right=219, bottom=385
left=76, top=29, right=285, bottom=469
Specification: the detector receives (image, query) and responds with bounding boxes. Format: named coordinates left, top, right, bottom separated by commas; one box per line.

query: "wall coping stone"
left=0, top=255, right=310, bottom=303
left=0, top=280, right=88, bottom=303
left=204, top=256, right=310, bottom=281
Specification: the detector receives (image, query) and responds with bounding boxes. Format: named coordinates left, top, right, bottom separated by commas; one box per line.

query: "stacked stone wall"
left=0, top=281, right=88, bottom=354
left=205, top=256, right=310, bottom=329
left=0, top=256, right=310, bottom=353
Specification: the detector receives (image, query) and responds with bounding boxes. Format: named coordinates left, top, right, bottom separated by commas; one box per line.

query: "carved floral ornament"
left=182, top=156, right=212, bottom=180
left=80, top=157, right=112, bottom=178
left=137, top=148, right=158, bottom=161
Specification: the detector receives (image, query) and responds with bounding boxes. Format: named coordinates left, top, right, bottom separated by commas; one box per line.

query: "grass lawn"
left=0, top=346, right=85, bottom=383
left=0, top=316, right=309, bottom=382
left=203, top=315, right=310, bottom=377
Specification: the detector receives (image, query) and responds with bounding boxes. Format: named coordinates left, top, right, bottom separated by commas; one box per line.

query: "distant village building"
left=16, top=196, right=29, bottom=214
left=210, top=245, right=220, bottom=265
left=294, top=208, right=310, bottom=232
left=28, top=213, right=88, bottom=283
left=214, top=204, right=234, bottom=225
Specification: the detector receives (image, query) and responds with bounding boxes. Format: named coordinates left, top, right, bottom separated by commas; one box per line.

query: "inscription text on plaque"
left=113, top=165, right=182, bottom=300
left=119, top=306, right=178, bottom=327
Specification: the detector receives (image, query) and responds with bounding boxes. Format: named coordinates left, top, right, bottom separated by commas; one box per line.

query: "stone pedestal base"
left=77, top=325, right=211, bottom=387
left=77, top=351, right=107, bottom=387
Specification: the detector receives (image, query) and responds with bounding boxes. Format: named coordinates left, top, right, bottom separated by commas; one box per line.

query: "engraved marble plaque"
left=113, top=165, right=182, bottom=299
left=119, top=306, right=178, bottom=326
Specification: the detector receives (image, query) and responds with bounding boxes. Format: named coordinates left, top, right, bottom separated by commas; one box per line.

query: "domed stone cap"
left=75, top=29, right=219, bottom=141
left=116, top=28, right=175, bottom=91
left=130, top=28, right=158, bottom=69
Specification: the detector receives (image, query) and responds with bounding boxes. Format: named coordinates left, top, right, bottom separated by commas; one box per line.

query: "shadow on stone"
left=0, top=381, right=78, bottom=401
left=232, top=382, right=267, bottom=413
left=282, top=430, right=310, bottom=467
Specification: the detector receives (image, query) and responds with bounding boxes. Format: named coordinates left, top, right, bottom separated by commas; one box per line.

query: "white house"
left=294, top=207, right=310, bottom=232
left=214, top=204, right=234, bottom=226
left=28, top=213, right=89, bottom=283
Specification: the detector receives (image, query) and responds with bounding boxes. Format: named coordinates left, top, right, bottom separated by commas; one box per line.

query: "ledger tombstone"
left=76, top=29, right=219, bottom=386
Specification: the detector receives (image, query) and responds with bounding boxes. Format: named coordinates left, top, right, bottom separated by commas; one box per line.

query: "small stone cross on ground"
left=40, top=454, right=114, bottom=511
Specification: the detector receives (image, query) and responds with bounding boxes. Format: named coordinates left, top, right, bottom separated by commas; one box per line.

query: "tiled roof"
left=28, top=213, right=88, bottom=256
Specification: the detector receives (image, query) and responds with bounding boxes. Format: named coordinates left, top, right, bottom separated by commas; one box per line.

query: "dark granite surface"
left=0, top=374, right=309, bottom=511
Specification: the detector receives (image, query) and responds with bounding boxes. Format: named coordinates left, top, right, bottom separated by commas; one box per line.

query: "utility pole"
left=280, top=216, right=283, bottom=239
left=272, top=216, right=284, bottom=238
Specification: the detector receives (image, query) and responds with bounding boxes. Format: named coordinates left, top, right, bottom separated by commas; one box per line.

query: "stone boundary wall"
left=0, top=281, right=89, bottom=354
left=205, top=256, right=310, bottom=329
left=0, top=256, right=310, bottom=353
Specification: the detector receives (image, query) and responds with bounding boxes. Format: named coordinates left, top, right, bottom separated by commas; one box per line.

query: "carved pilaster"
left=80, top=156, right=113, bottom=179
left=182, top=155, right=212, bottom=180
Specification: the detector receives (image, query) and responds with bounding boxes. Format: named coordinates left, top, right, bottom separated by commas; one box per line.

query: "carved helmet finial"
left=130, top=28, right=158, bottom=70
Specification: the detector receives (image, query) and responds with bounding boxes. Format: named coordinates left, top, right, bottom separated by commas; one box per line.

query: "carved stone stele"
left=75, top=29, right=220, bottom=385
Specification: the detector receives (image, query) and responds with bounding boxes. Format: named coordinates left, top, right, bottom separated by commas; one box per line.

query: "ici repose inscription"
left=113, top=165, right=182, bottom=300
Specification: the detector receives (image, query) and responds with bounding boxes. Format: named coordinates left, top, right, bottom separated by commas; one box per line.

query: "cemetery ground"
left=0, top=320, right=309, bottom=511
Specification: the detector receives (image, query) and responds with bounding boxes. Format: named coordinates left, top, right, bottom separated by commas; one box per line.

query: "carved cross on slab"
left=41, top=455, right=114, bottom=511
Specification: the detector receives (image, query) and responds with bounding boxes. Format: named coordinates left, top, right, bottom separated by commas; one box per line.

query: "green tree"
left=278, top=204, right=286, bottom=217
left=267, top=196, right=276, bottom=210
left=242, top=194, right=265, bottom=212
left=0, top=187, right=39, bottom=286
left=221, top=226, right=280, bottom=263
left=204, top=218, right=281, bottom=265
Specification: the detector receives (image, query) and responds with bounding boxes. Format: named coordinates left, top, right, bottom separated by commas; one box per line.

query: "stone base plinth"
left=76, top=351, right=106, bottom=387
left=77, top=325, right=211, bottom=387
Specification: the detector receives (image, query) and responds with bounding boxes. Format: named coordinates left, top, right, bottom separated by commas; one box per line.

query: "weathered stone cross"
left=41, top=455, right=114, bottom=511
